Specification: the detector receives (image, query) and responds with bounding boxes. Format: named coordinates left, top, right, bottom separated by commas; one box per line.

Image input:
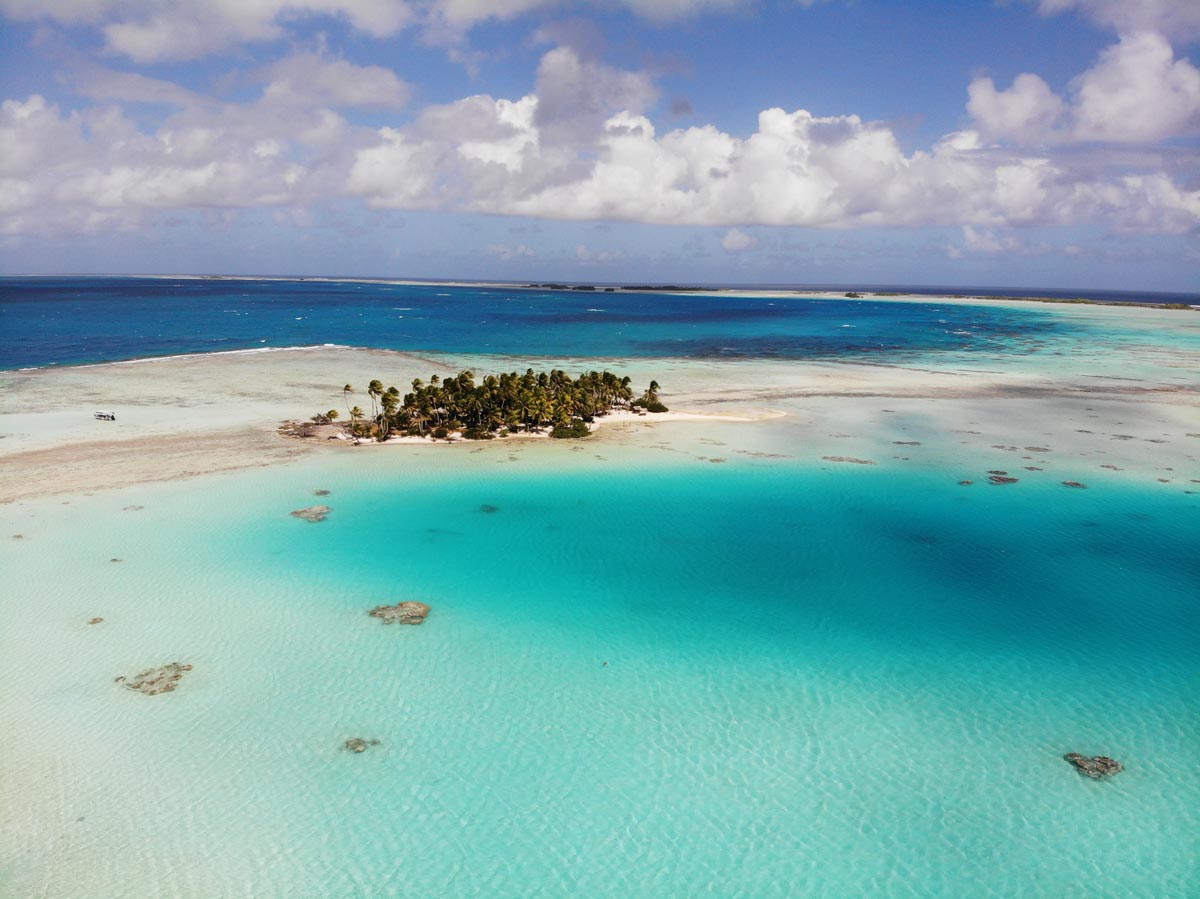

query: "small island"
left=314, top=369, right=668, bottom=442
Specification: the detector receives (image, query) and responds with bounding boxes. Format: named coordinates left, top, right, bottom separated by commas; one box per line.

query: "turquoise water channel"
left=2, top=449, right=1195, bottom=898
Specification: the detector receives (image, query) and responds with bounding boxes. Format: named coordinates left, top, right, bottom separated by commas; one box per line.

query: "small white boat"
left=94, top=410, right=116, bottom=421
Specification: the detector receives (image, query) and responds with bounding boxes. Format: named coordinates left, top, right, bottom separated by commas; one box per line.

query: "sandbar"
left=1, top=309, right=1197, bottom=503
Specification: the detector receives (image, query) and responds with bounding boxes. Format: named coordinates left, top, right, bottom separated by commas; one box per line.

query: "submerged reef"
left=1064, top=753, right=1123, bottom=779
left=116, top=662, right=192, bottom=695
left=369, top=601, right=432, bottom=625
left=291, top=505, right=331, bottom=522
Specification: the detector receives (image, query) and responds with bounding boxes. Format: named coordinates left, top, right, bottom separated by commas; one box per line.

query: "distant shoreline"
left=4, top=273, right=1197, bottom=311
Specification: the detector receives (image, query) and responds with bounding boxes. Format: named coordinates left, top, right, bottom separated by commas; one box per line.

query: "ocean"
left=0, top=276, right=1129, bottom=369
left=1, top=278, right=1197, bottom=898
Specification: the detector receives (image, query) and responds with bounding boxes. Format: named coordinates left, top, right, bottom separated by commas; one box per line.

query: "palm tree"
left=379, top=389, right=398, bottom=439
left=342, top=384, right=354, bottom=421
left=367, top=380, right=383, bottom=422
left=352, top=367, right=656, bottom=439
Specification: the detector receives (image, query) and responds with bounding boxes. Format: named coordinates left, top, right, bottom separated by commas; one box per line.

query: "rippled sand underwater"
left=2, top=446, right=1196, bottom=899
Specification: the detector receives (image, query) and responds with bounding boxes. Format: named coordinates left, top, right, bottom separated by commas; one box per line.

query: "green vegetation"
left=550, top=419, right=592, bottom=438
left=324, top=369, right=667, bottom=441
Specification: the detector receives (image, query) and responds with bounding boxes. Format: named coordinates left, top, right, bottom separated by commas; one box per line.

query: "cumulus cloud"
left=534, top=46, right=658, bottom=147
left=1, top=0, right=756, bottom=60
left=4, top=45, right=1199, bottom=243
left=260, top=52, right=412, bottom=109
left=73, top=68, right=215, bottom=107
left=0, top=0, right=415, bottom=61
left=720, top=228, right=757, bottom=251
left=425, top=0, right=747, bottom=36
left=1035, top=0, right=1200, bottom=42
left=486, top=242, right=536, bottom=260
left=967, top=73, right=1066, bottom=144
left=1071, top=32, right=1200, bottom=142
left=575, top=244, right=625, bottom=264
left=968, top=32, right=1200, bottom=145
left=958, top=225, right=1049, bottom=256
left=344, top=95, right=1199, bottom=234
left=0, top=88, right=368, bottom=236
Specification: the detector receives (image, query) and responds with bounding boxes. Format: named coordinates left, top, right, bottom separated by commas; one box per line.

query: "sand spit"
left=1, top=332, right=1197, bottom=502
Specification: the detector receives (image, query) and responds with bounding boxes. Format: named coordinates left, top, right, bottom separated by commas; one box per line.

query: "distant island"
left=314, top=369, right=668, bottom=441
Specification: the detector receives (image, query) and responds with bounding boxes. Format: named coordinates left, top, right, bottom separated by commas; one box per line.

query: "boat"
left=94, top=410, right=116, bottom=421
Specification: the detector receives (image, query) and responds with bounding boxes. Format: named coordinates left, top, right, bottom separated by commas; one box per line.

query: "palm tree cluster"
left=330, top=369, right=666, bottom=440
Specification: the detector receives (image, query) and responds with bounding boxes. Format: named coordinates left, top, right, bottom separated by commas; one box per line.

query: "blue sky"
left=1, top=0, right=1197, bottom=290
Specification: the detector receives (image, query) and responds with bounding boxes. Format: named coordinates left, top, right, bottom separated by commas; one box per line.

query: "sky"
left=0, top=0, right=1198, bottom=291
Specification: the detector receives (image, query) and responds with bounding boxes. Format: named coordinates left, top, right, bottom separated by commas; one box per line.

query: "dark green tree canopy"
left=330, top=369, right=667, bottom=440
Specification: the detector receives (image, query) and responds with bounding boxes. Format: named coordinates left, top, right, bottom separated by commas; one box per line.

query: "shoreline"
left=3, top=273, right=1195, bottom=321
left=300, top=407, right=787, bottom=446
left=2, top=343, right=1196, bottom=505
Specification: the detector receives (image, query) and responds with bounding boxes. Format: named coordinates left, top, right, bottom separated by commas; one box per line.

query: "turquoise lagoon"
left=2, top=437, right=1197, bottom=898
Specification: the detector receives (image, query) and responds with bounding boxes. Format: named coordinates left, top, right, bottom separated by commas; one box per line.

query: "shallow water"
left=2, top=451, right=1196, bottom=898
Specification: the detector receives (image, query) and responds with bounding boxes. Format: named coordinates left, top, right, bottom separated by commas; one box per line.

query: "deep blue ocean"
left=0, top=276, right=1112, bottom=369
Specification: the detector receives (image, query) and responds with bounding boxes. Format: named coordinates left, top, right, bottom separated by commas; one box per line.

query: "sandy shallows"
left=2, top=338, right=1197, bottom=503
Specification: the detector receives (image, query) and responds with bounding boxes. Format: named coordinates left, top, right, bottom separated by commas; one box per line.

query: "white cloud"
left=0, top=88, right=369, bottom=236
left=3, top=45, right=1199, bottom=243
left=1035, top=0, right=1200, bottom=42
left=959, top=225, right=1048, bottom=256
left=720, top=228, right=757, bottom=251
left=967, top=73, right=1066, bottom=144
left=424, top=0, right=748, bottom=37
left=347, top=127, right=443, bottom=209
left=73, top=68, right=215, bottom=107
left=486, top=242, right=536, bottom=260
left=534, top=46, right=658, bottom=147
left=0, top=0, right=417, bottom=61
left=969, top=32, right=1200, bottom=145
left=1071, top=32, right=1200, bottom=142
left=575, top=244, right=625, bottom=264
left=260, top=52, right=411, bottom=109
left=346, top=92, right=1200, bottom=235
left=0, top=0, right=756, bottom=60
